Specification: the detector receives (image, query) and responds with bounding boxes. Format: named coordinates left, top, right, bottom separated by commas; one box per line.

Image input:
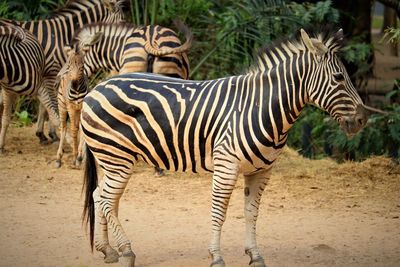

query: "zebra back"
left=0, top=24, right=45, bottom=95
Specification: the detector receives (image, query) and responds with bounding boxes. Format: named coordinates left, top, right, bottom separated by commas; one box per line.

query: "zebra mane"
left=252, top=27, right=345, bottom=72
left=71, top=22, right=136, bottom=47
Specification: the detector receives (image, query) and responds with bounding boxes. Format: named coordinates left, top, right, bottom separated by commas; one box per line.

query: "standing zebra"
left=81, top=29, right=368, bottom=267
left=54, top=21, right=192, bottom=169
left=55, top=45, right=88, bottom=167
left=0, top=24, right=59, bottom=153
left=0, top=0, right=126, bottom=143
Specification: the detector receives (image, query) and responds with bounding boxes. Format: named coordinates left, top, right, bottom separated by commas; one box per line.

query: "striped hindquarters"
left=0, top=24, right=45, bottom=95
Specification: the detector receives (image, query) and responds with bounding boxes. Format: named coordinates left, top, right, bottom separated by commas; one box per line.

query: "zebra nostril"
left=357, top=117, right=364, bottom=126
left=71, top=80, right=78, bottom=89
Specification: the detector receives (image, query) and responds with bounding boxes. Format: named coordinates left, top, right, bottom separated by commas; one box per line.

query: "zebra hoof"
left=249, top=256, right=266, bottom=267
left=36, top=132, right=49, bottom=144
left=210, top=258, right=225, bottom=267
left=119, top=251, right=135, bottom=267
left=103, top=249, right=120, bottom=263
left=55, top=160, right=62, bottom=168
left=49, top=132, right=59, bottom=142
left=74, top=157, right=82, bottom=168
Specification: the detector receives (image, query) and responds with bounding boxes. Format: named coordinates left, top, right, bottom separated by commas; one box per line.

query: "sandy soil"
left=0, top=125, right=399, bottom=267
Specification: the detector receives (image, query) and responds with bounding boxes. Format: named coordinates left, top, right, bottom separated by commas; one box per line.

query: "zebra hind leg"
left=92, top=187, right=120, bottom=263
left=35, top=106, right=49, bottom=144
left=95, top=171, right=136, bottom=267
left=243, top=169, right=271, bottom=267
left=0, top=90, right=17, bottom=154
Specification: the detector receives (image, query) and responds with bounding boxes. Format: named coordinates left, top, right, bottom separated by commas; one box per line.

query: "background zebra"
left=55, top=45, right=88, bottom=168
left=81, top=29, right=368, bottom=267
left=69, top=21, right=192, bottom=79
left=0, top=0, right=126, bottom=144
left=0, top=23, right=59, bottom=153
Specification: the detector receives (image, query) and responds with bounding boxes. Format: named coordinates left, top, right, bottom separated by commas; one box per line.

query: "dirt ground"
left=0, top=125, right=399, bottom=267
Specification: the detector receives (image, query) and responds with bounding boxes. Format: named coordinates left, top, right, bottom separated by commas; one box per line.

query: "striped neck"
left=75, top=23, right=135, bottom=77
left=251, top=51, right=308, bottom=144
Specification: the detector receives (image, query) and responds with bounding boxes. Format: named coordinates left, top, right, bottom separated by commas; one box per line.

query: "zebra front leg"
left=97, top=171, right=136, bottom=267
left=243, top=169, right=271, bottom=267
left=0, top=90, right=17, bottom=154
left=69, top=107, right=81, bottom=167
left=209, top=161, right=239, bottom=267
left=55, top=108, right=68, bottom=168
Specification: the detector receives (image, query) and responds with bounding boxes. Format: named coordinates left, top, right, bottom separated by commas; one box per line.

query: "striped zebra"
left=81, top=29, right=368, bottom=266
left=0, top=0, right=126, bottom=143
left=0, top=24, right=59, bottom=153
left=70, top=21, right=192, bottom=79
left=55, top=45, right=88, bottom=168
left=54, top=21, right=192, bottom=169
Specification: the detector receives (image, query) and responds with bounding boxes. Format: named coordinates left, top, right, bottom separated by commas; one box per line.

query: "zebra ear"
left=57, top=63, right=69, bottom=79
left=300, top=29, right=328, bottom=56
left=310, top=38, right=328, bottom=55
left=103, top=0, right=114, bottom=11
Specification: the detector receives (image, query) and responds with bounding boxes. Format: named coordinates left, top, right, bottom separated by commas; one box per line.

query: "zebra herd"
left=1, top=1, right=369, bottom=267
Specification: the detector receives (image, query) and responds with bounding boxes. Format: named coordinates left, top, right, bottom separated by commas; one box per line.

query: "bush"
left=287, top=104, right=400, bottom=161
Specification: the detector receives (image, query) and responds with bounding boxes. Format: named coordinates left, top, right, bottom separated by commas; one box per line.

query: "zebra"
left=81, top=29, right=368, bottom=267
left=55, top=45, right=88, bottom=168
left=54, top=21, right=192, bottom=169
left=0, top=0, right=126, bottom=144
left=0, top=23, right=59, bottom=153
left=69, top=21, right=192, bottom=79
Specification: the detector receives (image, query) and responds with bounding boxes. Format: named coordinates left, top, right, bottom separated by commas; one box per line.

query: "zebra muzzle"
left=339, top=105, right=368, bottom=137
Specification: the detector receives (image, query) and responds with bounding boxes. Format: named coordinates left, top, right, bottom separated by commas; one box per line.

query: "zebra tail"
left=144, top=20, right=193, bottom=56
left=82, top=145, right=97, bottom=251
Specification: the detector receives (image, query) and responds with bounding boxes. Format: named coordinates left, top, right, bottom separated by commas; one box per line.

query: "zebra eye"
left=333, top=73, right=345, bottom=82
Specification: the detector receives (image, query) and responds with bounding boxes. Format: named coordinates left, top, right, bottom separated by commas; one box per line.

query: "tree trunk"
left=382, top=6, right=398, bottom=56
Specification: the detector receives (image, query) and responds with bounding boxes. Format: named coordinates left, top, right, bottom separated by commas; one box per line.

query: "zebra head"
left=58, top=45, right=88, bottom=102
left=301, top=29, right=368, bottom=136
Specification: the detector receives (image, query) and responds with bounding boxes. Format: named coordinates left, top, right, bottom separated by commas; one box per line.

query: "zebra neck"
left=248, top=64, right=307, bottom=144
left=84, top=50, right=122, bottom=78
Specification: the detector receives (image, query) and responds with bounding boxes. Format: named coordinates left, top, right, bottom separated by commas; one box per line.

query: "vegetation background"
left=1, top=0, right=399, bottom=161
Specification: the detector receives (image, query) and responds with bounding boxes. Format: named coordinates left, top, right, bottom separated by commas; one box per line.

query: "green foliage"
left=127, top=0, right=340, bottom=80
left=14, top=110, right=32, bottom=126
left=287, top=104, right=400, bottom=161
left=1, top=0, right=65, bottom=20
left=288, top=0, right=339, bottom=26
left=341, top=43, right=371, bottom=64
left=381, top=27, right=400, bottom=44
